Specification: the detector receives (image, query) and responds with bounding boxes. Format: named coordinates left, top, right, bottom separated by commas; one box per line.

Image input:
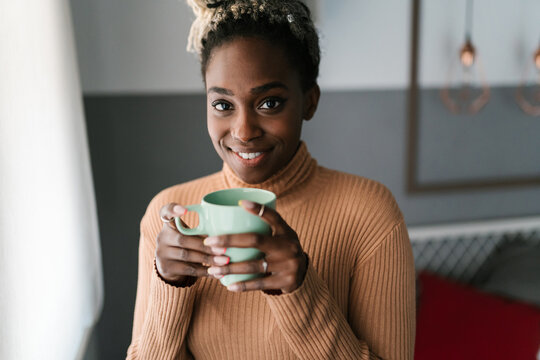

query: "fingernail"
left=227, top=284, right=241, bottom=292
left=207, top=266, right=220, bottom=275
left=211, top=247, right=227, bottom=255
left=213, top=256, right=229, bottom=266
left=173, top=205, right=187, bottom=215
left=240, top=200, right=256, bottom=209
left=204, top=236, right=219, bottom=246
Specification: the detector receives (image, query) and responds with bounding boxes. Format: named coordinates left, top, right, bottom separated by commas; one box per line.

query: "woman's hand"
left=155, top=203, right=230, bottom=287
left=203, top=200, right=308, bottom=294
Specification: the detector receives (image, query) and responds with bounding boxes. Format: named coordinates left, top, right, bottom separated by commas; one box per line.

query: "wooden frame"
left=406, top=0, right=540, bottom=193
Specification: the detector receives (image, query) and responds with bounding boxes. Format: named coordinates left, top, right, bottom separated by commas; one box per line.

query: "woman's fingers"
left=157, top=201, right=305, bottom=291
left=204, top=233, right=265, bottom=249
left=206, top=255, right=308, bottom=293
left=156, top=229, right=229, bottom=265
left=204, top=233, right=299, bottom=260
left=207, top=257, right=267, bottom=276
left=164, top=247, right=230, bottom=267
left=155, top=244, right=230, bottom=283
left=159, top=203, right=226, bottom=255
left=164, top=229, right=225, bottom=256
left=156, top=259, right=211, bottom=279
left=239, top=200, right=290, bottom=235
left=207, top=257, right=297, bottom=276
left=226, top=273, right=298, bottom=294
left=159, top=203, right=187, bottom=231
left=155, top=203, right=231, bottom=285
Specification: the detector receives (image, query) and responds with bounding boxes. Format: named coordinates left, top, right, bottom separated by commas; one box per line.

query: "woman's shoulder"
left=317, top=166, right=404, bottom=226
left=315, top=166, right=407, bottom=258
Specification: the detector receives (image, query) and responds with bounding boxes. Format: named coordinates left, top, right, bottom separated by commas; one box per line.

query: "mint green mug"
left=175, top=188, right=276, bottom=286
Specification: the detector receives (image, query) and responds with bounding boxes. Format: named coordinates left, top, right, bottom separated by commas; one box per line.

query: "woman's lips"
left=230, top=149, right=269, bottom=167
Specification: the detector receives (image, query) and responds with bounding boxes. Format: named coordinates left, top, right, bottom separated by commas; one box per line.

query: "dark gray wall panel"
left=84, top=94, right=221, bottom=360
left=417, top=87, right=540, bottom=183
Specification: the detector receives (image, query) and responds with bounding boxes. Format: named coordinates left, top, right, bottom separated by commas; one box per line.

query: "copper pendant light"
left=440, top=0, right=490, bottom=114
left=516, top=42, right=540, bottom=116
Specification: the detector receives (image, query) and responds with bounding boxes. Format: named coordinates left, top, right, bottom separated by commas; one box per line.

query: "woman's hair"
left=186, top=0, right=320, bottom=91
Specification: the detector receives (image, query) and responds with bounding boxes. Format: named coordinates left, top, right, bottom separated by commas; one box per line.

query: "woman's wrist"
left=263, top=252, right=309, bottom=296
left=154, top=259, right=197, bottom=288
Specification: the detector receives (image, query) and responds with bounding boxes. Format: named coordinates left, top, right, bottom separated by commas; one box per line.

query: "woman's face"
left=204, top=37, right=320, bottom=184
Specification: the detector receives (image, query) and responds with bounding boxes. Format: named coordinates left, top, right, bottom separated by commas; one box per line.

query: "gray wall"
left=82, top=90, right=540, bottom=359
left=416, top=87, right=540, bottom=183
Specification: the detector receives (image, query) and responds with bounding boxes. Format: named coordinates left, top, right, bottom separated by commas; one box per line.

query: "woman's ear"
left=303, top=84, right=320, bottom=121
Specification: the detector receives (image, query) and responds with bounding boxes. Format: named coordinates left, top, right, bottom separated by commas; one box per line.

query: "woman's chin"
left=232, top=167, right=273, bottom=184
left=229, top=164, right=273, bottom=184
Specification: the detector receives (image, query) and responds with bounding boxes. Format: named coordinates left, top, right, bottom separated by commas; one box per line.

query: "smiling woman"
left=205, top=37, right=319, bottom=184
left=126, top=1, right=416, bottom=359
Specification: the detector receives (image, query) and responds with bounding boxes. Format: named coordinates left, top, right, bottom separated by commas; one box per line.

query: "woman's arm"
left=126, top=201, right=199, bottom=360
left=348, top=220, right=416, bottom=358
left=263, top=220, right=416, bottom=360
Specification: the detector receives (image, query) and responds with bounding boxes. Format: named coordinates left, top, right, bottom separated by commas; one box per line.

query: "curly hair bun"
left=185, top=0, right=320, bottom=90
left=186, top=0, right=315, bottom=56
left=186, top=0, right=217, bottom=55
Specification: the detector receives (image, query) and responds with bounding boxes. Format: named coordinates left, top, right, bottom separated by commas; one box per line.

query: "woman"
left=127, top=1, right=415, bottom=359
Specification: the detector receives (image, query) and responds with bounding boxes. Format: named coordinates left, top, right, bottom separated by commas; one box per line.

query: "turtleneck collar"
left=221, top=141, right=318, bottom=200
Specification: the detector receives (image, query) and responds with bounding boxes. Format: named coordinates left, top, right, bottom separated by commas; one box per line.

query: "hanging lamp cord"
left=465, top=0, right=474, bottom=42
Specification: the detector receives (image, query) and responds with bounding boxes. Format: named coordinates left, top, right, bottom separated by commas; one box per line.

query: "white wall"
left=71, top=0, right=203, bottom=94
left=70, top=0, right=540, bottom=94
left=316, top=0, right=412, bottom=90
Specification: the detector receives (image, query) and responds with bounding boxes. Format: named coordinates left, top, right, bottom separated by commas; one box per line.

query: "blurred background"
left=6, top=0, right=539, bottom=359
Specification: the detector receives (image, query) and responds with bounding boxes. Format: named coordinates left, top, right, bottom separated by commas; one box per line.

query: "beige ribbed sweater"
left=126, top=142, right=416, bottom=359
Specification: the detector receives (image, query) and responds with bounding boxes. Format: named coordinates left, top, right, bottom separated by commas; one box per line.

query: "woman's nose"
left=230, top=109, right=263, bottom=142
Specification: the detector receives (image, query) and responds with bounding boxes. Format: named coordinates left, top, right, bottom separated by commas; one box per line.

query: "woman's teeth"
left=237, top=152, right=262, bottom=160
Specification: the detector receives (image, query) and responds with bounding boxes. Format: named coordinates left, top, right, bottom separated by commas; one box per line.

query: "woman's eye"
left=212, top=101, right=232, bottom=111
left=259, top=98, right=282, bottom=110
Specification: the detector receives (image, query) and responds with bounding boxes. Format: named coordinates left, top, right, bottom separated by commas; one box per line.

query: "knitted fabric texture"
left=126, top=142, right=416, bottom=359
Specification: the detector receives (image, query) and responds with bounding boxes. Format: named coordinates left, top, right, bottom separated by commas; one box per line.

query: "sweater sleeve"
left=262, top=220, right=416, bottom=360
left=126, top=200, right=198, bottom=359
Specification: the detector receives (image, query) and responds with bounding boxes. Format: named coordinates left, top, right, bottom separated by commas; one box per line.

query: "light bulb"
left=516, top=45, right=540, bottom=116
left=440, top=38, right=490, bottom=115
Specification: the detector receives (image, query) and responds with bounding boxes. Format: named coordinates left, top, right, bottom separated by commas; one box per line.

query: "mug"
left=175, top=188, right=276, bottom=286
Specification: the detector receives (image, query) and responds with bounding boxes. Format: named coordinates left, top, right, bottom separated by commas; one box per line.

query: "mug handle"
left=175, top=204, right=206, bottom=236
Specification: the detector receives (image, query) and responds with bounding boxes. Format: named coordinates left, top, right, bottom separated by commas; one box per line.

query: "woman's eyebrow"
left=207, top=82, right=288, bottom=96
left=207, top=86, right=234, bottom=95
left=250, top=82, right=288, bottom=95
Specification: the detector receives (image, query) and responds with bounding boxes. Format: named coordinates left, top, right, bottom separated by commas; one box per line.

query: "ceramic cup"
left=175, top=188, right=276, bottom=286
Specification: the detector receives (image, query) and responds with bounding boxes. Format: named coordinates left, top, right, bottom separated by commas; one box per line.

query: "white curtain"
left=0, top=1, right=104, bottom=359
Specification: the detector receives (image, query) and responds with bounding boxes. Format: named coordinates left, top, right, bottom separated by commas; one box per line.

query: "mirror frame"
left=406, top=0, right=540, bottom=193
